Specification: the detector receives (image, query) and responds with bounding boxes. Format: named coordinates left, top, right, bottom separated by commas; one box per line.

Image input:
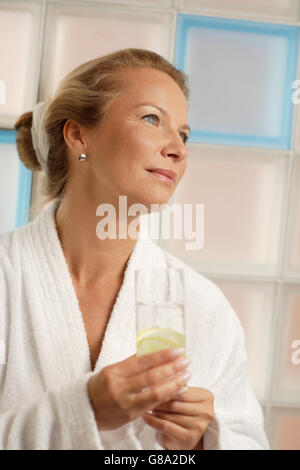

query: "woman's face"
left=80, top=67, right=189, bottom=210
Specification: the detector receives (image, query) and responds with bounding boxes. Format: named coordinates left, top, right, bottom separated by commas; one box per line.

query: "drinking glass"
left=134, top=268, right=186, bottom=357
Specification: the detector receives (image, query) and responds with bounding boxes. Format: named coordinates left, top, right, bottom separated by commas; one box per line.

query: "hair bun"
left=14, top=111, right=41, bottom=171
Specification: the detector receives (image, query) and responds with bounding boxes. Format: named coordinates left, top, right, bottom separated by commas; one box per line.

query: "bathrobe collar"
left=28, top=200, right=168, bottom=380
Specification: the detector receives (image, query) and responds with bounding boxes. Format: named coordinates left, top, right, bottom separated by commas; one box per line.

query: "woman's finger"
left=126, top=359, right=190, bottom=394
left=115, top=348, right=185, bottom=378
left=132, top=371, right=190, bottom=413
left=172, top=386, right=213, bottom=401
left=152, top=387, right=214, bottom=415
left=142, top=413, right=191, bottom=447
left=147, top=410, right=196, bottom=429
left=152, top=399, right=202, bottom=417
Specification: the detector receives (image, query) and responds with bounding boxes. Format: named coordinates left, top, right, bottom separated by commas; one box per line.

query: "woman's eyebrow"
left=134, top=103, right=190, bottom=133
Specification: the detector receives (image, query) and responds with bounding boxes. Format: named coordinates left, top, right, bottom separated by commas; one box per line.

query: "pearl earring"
left=78, top=152, right=86, bottom=162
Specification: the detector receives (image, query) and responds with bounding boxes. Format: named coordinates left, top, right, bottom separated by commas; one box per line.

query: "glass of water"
left=134, top=268, right=186, bottom=357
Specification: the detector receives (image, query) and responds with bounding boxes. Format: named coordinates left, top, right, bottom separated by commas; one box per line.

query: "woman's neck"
left=55, top=196, right=138, bottom=288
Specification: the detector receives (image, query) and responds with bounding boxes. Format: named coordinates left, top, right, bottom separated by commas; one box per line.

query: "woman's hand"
left=142, top=386, right=215, bottom=450
left=87, top=348, right=191, bottom=431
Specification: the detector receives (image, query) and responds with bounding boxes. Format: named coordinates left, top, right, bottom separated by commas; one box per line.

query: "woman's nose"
left=161, top=132, right=188, bottom=162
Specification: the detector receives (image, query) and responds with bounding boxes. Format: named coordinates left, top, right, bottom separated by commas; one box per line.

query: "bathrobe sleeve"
left=0, top=371, right=105, bottom=450
left=202, top=293, right=270, bottom=450
left=0, top=241, right=103, bottom=450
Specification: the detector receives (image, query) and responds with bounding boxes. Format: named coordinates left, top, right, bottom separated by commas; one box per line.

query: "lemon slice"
left=136, top=327, right=185, bottom=357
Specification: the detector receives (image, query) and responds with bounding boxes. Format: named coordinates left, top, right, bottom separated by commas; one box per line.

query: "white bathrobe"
left=0, top=200, right=270, bottom=450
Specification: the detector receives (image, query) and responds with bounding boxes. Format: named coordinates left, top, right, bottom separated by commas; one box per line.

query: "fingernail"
left=178, top=357, right=191, bottom=368
left=169, top=348, right=185, bottom=358
left=177, top=386, right=188, bottom=395
left=181, top=371, right=192, bottom=382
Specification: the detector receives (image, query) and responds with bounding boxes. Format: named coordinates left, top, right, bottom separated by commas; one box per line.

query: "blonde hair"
left=14, top=48, right=189, bottom=208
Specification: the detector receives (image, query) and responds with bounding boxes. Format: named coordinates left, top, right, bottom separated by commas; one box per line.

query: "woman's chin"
left=141, top=189, right=171, bottom=210
left=125, top=179, right=173, bottom=212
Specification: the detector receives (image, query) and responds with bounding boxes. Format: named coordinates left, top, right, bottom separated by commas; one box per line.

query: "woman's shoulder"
left=158, top=244, right=227, bottom=301
left=0, top=229, right=14, bottom=269
left=0, top=229, right=13, bottom=251
left=0, top=221, right=34, bottom=274
left=0, top=201, right=56, bottom=264
left=0, top=231, right=14, bottom=326
left=155, top=243, right=243, bottom=332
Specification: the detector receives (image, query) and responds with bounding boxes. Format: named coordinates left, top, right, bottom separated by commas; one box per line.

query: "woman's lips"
left=146, top=169, right=176, bottom=186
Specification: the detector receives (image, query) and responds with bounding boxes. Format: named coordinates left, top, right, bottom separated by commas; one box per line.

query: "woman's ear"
left=63, top=119, right=86, bottom=156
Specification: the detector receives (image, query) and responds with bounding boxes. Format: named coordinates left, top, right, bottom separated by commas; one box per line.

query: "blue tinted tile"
left=175, top=14, right=300, bottom=149
left=0, top=131, right=32, bottom=231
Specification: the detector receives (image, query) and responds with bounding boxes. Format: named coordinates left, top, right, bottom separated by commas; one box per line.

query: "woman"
left=0, top=48, right=270, bottom=450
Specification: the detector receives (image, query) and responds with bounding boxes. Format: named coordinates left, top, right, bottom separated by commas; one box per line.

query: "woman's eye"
left=143, top=114, right=189, bottom=145
left=180, top=132, right=189, bottom=145
left=143, top=114, right=159, bottom=125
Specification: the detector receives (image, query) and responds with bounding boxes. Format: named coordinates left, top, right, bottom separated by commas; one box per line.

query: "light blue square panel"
left=175, top=14, right=300, bottom=149
left=0, top=130, right=32, bottom=233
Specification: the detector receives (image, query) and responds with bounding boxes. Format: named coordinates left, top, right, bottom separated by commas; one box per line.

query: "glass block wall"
left=1, top=0, right=300, bottom=450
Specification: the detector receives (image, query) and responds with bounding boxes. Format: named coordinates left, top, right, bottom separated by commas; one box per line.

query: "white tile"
left=0, top=143, right=20, bottom=233
left=160, top=146, right=288, bottom=275
left=0, top=1, right=43, bottom=127
left=81, top=0, right=174, bottom=7
left=269, top=407, right=300, bottom=450
left=271, top=284, right=300, bottom=404
left=179, top=0, right=299, bottom=20
left=208, top=279, right=275, bottom=401
left=40, top=3, right=173, bottom=99
left=285, top=155, right=300, bottom=276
